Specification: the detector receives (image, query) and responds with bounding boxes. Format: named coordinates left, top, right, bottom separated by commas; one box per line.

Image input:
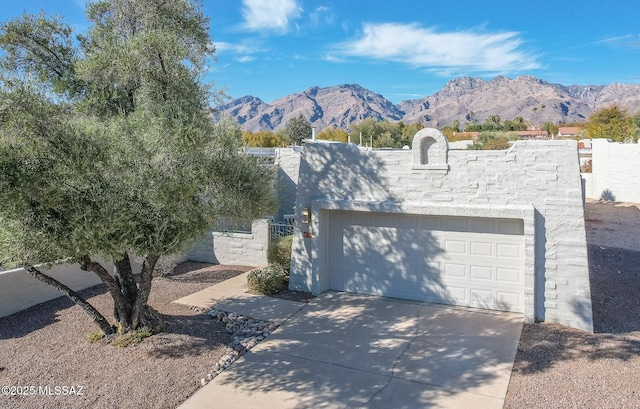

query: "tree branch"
left=25, top=266, right=114, bottom=335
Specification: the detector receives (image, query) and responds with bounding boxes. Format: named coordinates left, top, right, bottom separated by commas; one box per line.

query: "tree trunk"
left=25, top=266, right=114, bottom=335
left=81, top=255, right=132, bottom=330
left=113, top=253, right=137, bottom=323
left=130, top=254, right=159, bottom=329
left=29, top=255, right=161, bottom=335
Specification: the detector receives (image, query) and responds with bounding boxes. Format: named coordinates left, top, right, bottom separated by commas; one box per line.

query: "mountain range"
left=215, top=75, right=640, bottom=132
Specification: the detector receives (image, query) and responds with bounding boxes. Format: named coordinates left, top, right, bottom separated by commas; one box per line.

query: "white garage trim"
left=308, top=200, right=536, bottom=322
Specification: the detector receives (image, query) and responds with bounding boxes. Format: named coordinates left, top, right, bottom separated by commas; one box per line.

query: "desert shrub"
left=581, top=159, right=592, bottom=173
left=247, top=264, right=287, bottom=295
left=88, top=330, right=105, bottom=344
left=468, top=131, right=518, bottom=150
left=112, top=307, right=165, bottom=347
left=267, top=235, right=293, bottom=273
left=112, top=328, right=153, bottom=348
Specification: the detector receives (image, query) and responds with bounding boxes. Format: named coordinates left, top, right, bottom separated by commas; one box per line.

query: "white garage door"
left=327, top=211, right=525, bottom=312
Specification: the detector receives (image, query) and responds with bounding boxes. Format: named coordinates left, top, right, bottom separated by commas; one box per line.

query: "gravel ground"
left=504, top=201, right=640, bottom=409
left=0, top=262, right=253, bottom=409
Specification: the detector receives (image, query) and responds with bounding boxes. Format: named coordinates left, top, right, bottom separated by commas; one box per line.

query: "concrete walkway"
left=176, top=276, right=523, bottom=409
left=173, top=272, right=306, bottom=325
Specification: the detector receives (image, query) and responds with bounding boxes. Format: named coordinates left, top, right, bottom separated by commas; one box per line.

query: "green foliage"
left=444, top=131, right=473, bottom=142
left=401, top=122, right=424, bottom=141
left=441, top=120, right=461, bottom=137
left=247, top=264, right=287, bottom=295
left=242, top=130, right=284, bottom=147
left=482, top=115, right=502, bottom=131
left=284, top=113, right=311, bottom=145
left=541, top=122, right=559, bottom=136
left=112, top=328, right=153, bottom=348
left=465, top=123, right=482, bottom=132
left=0, top=0, right=277, bottom=334
left=0, top=0, right=276, bottom=267
left=481, top=137, right=511, bottom=150
left=317, top=127, right=348, bottom=142
left=267, top=235, right=292, bottom=273
left=348, top=119, right=421, bottom=148
left=468, top=132, right=519, bottom=150
left=0, top=12, right=81, bottom=98
left=632, top=113, right=640, bottom=142
left=461, top=115, right=529, bottom=133
left=88, top=330, right=105, bottom=344
left=585, top=105, right=634, bottom=142
left=503, top=117, right=528, bottom=131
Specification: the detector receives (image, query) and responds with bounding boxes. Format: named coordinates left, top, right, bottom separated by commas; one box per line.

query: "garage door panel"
left=444, top=239, right=467, bottom=254
left=496, top=267, right=522, bottom=283
left=444, top=263, right=466, bottom=278
left=496, top=292, right=522, bottom=309
left=328, top=211, right=524, bottom=312
left=470, top=289, right=493, bottom=306
left=445, top=286, right=468, bottom=303
left=470, top=242, right=493, bottom=256
left=497, top=243, right=521, bottom=259
left=469, top=265, right=493, bottom=280
left=333, top=272, right=429, bottom=299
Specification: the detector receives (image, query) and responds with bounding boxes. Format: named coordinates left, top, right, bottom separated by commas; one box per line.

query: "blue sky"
left=1, top=0, right=639, bottom=104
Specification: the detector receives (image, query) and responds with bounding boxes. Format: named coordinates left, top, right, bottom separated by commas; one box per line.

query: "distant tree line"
left=242, top=115, right=424, bottom=148
left=241, top=105, right=640, bottom=148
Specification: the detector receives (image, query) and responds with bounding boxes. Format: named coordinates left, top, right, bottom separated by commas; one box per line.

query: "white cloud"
left=241, top=0, right=302, bottom=33
left=330, top=23, right=541, bottom=75
left=213, top=41, right=264, bottom=65
left=309, top=6, right=333, bottom=27
left=213, top=41, right=262, bottom=54
left=234, top=56, right=255, bottom=63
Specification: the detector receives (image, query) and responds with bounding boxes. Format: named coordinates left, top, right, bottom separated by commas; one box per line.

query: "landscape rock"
left=199, top=309, right=279, bottom=387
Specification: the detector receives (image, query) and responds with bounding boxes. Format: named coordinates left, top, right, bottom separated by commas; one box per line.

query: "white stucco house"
left=288, top=128, right=593, bottom=332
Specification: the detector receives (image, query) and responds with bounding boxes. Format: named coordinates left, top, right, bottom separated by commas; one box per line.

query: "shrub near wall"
left=247, top=264, right=288, bottom=295
left=268, top=235, right=293, bottom=273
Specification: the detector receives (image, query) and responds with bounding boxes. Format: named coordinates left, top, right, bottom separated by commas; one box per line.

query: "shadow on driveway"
left=182, top=292, right=523, bottom=409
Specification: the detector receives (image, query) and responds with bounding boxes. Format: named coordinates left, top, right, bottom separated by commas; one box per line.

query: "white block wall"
left=586, top=139, right=640, bottom=203
left=183, top=219, right=270, bottom=267
left=274, top=147, right=301, bottom=220
left=0, top=261, right=112, bottom=318
left=289, top=134, right=593, bottom=332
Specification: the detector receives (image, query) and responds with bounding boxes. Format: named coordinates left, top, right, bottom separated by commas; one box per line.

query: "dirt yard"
left=584, top=200, right=640, bottom=253
left=0, top=263, right=252, bottom=409
left=504, top=200, right=640, bottom=408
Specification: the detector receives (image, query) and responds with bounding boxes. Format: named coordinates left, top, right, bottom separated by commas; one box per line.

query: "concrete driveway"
left=179, top=290, right=523, bottom=409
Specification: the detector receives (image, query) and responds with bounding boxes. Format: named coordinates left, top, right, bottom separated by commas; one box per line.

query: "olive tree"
left=0, top=0, right=276, bottom=336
